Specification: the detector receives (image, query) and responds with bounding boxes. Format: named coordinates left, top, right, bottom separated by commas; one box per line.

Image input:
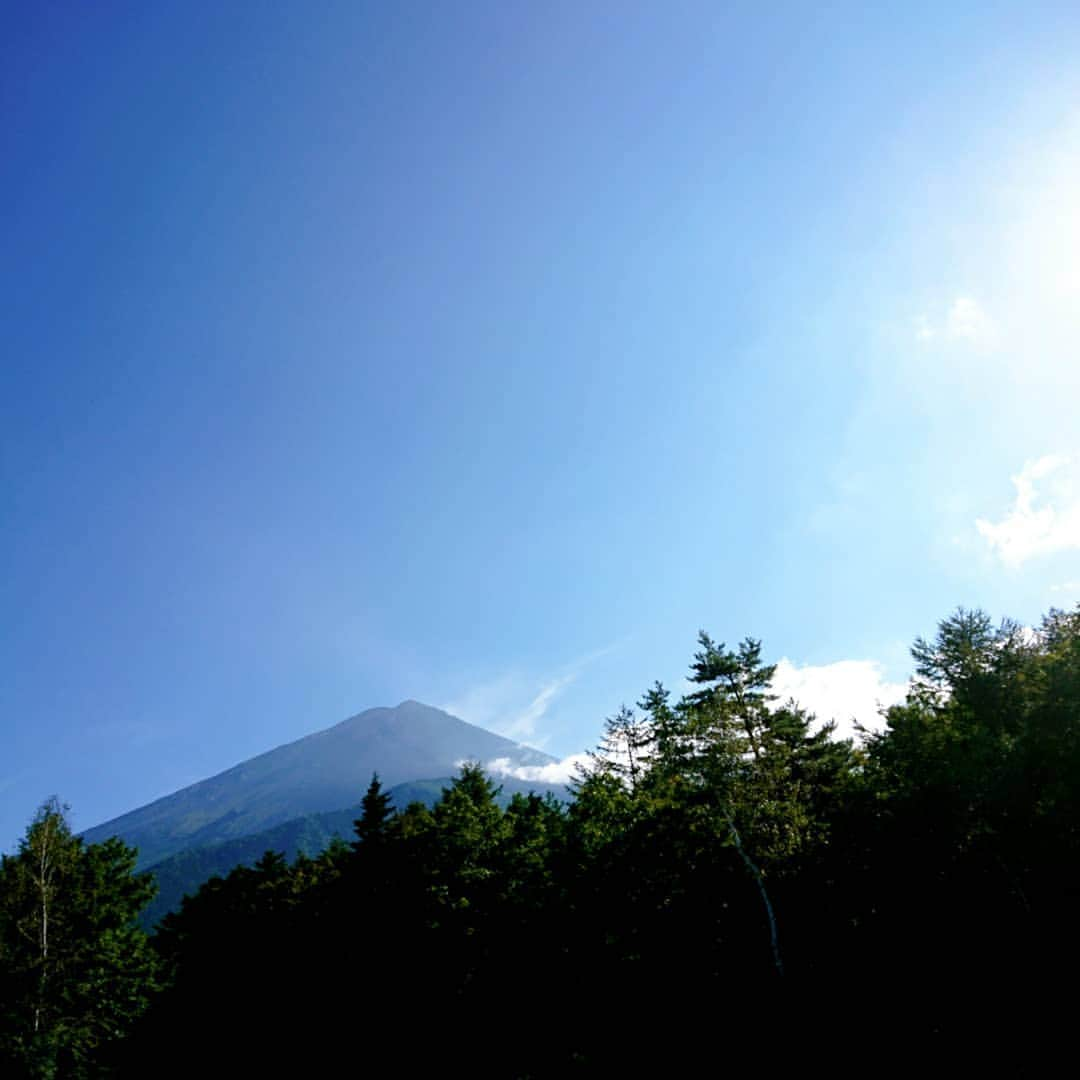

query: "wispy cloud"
left=914, top=295, right=999, bottom=348
left=500, top=673, right=577, bottom=742
left=946, top=296, right=999, bottom=346
left=771, top=657, right=908, bottom=740
left=443, top=672, right=574, bottom=746
left=914, top=314, right=937, bottom=341
left=475, top=650, right=911, bottom=774
left=443, top=644, right=617, bottom=747
left=443, top=674, right=522, bottom=732
left=976, top=454, right=1080, bottom=566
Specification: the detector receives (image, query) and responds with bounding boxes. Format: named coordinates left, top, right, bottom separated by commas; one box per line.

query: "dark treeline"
left=3, top=606, right=1079, bottom=1075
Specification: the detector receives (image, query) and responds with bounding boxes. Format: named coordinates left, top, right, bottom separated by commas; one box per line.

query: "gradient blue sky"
left=4, top=2, right=1079, bottom=849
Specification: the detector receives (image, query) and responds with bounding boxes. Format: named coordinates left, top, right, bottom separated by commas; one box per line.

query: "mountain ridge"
left=139, top=773, right=570, bottom=928
left=82, top=700, right=557, bottom=867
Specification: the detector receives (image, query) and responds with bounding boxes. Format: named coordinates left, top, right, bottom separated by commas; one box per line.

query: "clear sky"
left=3, top=2, right=1079, bottom=849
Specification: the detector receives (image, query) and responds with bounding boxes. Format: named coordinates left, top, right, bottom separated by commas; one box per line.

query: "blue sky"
left=3, top=2, right=1079, bottom=848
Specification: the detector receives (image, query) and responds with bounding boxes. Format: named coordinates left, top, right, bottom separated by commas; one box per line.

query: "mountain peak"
left=82, top=702, right=556, bottom=868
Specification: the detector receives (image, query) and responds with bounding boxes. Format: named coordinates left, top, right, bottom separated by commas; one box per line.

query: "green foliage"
left=0, top=799, right=157, bottom=1078
left=140, top=772, right=567, bottom=926
left=426, top=764, right=511, bottom=913
left=589, top=704, right=652, bottom=791
left=352, top=773, right=395, bottom=851
left=13, top=603, right=1080, bottom=1070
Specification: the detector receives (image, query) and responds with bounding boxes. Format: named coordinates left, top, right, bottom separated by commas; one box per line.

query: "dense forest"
left=2, top=605, right=1078, bottom=1075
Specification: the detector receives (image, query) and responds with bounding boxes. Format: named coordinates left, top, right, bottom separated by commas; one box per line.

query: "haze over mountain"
left=82, top=701, right=556, bottom=868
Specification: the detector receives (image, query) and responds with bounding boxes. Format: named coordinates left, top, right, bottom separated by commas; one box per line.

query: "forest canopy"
left=2, top=604, right=1078, bottom=1074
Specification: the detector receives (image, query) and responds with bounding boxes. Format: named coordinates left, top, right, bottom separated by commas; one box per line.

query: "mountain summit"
left=82, top=701, right=555, bottom=867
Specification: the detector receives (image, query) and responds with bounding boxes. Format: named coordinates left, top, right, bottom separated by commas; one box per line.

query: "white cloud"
left=484, top=753, right=591, bottom=786
left=945, top=296, right=999, bottom=346
left=500, top=674, right=576, bottom=742
left=914, top=296, right=999, bottom=348
left=771, top=657, right=908, bottom=740
left=976, top=454, right=1080, bottom=566
left=1051, top=581, right=1080, bottom=595
left=444, top=672, right=572, bottom=746
left=473, top=650, right=915, bottom=773
left=443, top=643, right=617, bottom=747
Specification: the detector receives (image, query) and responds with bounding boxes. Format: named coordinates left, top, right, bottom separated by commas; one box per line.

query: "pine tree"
left=684, top=633, right=777, bottom=768
left=352, top=772, right=395, bottom=851
left=589, top=704, right=653, bottom=792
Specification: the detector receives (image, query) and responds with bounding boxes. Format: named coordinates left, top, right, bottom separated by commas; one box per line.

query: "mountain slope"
left=139, top=774, right=570, bottom=928
left=82, top=701, right=556, bottom=867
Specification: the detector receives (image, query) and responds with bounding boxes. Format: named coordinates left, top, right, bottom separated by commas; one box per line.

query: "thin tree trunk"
left=33, top=813, right=56, bottom=1035
left=724, top=810, right=783, bottom=977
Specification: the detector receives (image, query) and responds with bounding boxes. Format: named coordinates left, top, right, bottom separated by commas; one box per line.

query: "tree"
left=428, top=763, right=510, bottom=898
left=0, top=799, right=157, bottom=1077
left=588, top=705, right=653, bottom=793
left=351, top=772, right=395, bottom=852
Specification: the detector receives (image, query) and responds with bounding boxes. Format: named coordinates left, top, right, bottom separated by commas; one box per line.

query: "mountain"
left=82, top=700, right=557, bottom=868
left=139, top=774, right=569, bottom=928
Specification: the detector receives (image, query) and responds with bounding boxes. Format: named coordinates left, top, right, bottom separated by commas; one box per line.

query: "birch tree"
left=0, top=799, right=157, bottom=1077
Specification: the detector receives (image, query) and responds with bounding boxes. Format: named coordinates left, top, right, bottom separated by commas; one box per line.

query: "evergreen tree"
left=588, top=705, right=652, bottom=793
left=429, top=763, right=510, bottom=900
left=351, top=772, right=395, bottom=851
left=638, top=681, right=688, bottom=791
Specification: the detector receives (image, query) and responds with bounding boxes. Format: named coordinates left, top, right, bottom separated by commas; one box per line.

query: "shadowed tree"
left=351, top=772, right=395, bottom=852
left=0, top=799, right=157, bottom=1078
